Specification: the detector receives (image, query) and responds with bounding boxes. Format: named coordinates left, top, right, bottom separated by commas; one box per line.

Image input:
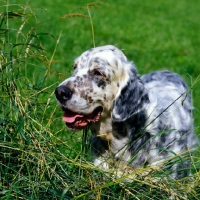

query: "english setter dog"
left=55, top=45, right=198, bottom=179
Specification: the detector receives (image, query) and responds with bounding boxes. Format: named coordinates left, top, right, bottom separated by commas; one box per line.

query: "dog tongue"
left=63, top=111, right=84, bottom=123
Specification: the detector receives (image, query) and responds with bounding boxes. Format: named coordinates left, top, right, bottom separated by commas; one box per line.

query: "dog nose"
left=55, top=86, right=72, bottom=102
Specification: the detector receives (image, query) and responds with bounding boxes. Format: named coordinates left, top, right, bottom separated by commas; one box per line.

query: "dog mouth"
left=62, top=106, right=103, bottom=129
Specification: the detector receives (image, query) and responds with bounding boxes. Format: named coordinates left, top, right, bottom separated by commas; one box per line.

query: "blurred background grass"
left=0, top=0, right=200, bottom=199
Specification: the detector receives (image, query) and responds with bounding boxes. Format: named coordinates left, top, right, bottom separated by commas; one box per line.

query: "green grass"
left=0, top=0, right=200, bottom=199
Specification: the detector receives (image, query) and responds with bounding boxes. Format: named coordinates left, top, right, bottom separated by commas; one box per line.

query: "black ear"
left=111, top=68, right=149, bottom=122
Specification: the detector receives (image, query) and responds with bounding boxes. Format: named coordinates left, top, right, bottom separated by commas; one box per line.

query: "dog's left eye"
left=94, top=69, right=105, bottom=77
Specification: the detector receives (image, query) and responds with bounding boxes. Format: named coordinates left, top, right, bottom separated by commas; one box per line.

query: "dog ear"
left=111, top=65, right=149, bottom=122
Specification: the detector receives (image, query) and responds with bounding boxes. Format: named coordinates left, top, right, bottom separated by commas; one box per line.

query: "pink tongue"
left=63, top=112, right=84, bottom=123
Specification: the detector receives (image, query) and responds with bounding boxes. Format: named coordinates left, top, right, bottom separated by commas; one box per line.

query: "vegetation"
left=0, top=0, right=200, bottom=199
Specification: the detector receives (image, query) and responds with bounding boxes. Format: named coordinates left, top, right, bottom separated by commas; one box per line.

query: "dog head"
left=55, top=45, right=149, bottom=130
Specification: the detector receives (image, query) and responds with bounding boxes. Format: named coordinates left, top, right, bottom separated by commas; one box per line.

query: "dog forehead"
left=75, top=45, right=127, bottom=72
left=82, top=45, right=126, bottom=61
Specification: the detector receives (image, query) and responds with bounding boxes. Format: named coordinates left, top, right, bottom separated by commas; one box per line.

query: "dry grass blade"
left=60, top=13, right=89, bottom=19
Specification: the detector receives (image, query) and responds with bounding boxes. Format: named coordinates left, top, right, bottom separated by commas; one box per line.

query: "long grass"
left=0, top=1, right=200, bottom=199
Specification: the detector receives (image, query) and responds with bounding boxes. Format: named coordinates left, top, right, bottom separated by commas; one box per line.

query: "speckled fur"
left=56, top=45, right=198, bottom=178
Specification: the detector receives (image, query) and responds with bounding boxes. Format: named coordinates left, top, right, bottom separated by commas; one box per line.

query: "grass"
left=0, top=0, right=200, bottom=199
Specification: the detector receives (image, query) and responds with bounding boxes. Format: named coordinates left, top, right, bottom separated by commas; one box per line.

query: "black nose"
left=55, top=85, right=72, bottom=102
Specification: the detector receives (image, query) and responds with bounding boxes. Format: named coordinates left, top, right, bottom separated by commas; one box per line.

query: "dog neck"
left=90, top=117, right=115, bottom=141
left=90, top=110, right=147, bottom=141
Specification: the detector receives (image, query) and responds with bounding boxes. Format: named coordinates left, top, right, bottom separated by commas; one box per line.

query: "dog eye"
left=94, top=69, right=104, bottom=77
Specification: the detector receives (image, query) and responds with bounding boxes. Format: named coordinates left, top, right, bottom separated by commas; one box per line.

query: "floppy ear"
left=111, top=65, right=149, bottom=122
